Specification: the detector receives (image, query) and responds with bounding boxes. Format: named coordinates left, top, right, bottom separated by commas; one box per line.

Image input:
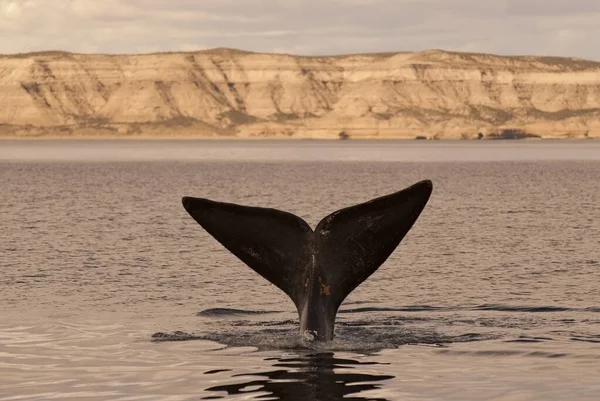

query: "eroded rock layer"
left=1, top=48, right=600, bottom=138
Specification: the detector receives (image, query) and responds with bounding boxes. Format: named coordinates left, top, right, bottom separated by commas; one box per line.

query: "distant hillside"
left=1, top=48, right=600, bottom=139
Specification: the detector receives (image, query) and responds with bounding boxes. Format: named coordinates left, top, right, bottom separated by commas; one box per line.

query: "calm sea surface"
left=1, top=140, right=599, bottom=400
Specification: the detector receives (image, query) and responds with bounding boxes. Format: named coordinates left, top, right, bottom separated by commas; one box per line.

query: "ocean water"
left=1, top=140, right=599, bottom=400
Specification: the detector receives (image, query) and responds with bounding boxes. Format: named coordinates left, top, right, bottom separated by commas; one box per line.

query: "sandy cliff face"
left=1, top=48, right=600, bottom=139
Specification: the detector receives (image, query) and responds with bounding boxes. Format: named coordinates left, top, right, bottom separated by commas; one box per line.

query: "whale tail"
left=182, top=179, right=433, bottom=341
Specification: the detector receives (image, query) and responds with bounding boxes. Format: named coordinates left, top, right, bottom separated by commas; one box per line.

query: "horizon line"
left=1, top=47, right=600, bottom=63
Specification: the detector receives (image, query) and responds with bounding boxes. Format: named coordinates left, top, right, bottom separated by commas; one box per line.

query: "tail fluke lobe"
left=182, top=180, right=433, bottom=341
left=181, top=197, right=313, bottom=307
left=313, top=180, right=433, bottom=309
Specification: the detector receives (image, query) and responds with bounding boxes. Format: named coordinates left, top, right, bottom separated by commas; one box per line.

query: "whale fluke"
left=182, top=179, right=433, bottom=341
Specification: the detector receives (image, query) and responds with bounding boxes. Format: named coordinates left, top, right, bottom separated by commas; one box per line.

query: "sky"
left=1, top=0, right=599, bottom=60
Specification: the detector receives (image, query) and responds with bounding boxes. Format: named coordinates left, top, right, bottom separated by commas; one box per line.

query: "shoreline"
left=0, top=135, right=596, bottom=141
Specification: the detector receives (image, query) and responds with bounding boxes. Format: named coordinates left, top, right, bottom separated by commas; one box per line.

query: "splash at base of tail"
left=182, top=180, right=433, bottom=341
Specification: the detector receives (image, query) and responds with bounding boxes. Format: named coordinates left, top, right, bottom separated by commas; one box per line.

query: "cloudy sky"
left=1, top=0, right=599, bottom=59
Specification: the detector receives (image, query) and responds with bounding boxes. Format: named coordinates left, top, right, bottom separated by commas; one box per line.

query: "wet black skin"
left=182, top=180, right=433, bottom=341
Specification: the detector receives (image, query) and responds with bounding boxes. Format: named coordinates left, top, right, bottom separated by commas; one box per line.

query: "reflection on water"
left=203, top=352, right=394, bottom=401
left=2, top=140, right=600, bottom=400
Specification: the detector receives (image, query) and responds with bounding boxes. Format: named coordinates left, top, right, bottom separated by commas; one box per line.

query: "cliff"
left=1, top=48, right=600, bottom=139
